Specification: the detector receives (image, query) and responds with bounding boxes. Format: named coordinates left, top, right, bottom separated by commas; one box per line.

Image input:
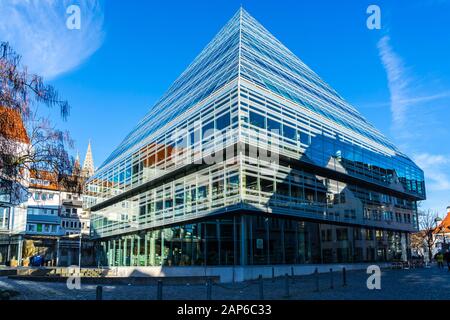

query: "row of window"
left=27, top=207, right=82, bottom=216
left=30, top=178, right=50, bottom=186
left=27, top=207, right=58, bottom=216
left=27, top=221, right=88, bottom=234
left=30, top=192, right=55, bottom=201
left=27, top=223, right=60, bottom=234
left=322, top=227, right=404, bottom=242
left=62, top=220, right=87, bottom=230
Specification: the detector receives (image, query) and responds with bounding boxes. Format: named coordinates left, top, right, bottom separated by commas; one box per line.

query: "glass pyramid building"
left=86, top=8, right=425, bottom=267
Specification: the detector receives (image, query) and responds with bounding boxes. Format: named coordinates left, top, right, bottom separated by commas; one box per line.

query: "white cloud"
left=414, top=153, right=450, bottom=192
left=377, top=35, right=411, bottom=128
left=0, top=0, right=105, bottom=79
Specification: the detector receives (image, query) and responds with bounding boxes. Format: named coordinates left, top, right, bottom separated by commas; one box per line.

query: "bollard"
left=329, top=268, right=334, bottom=289
left=314, top=268, right=319, bottom=292
left=96, top=285, right=103, bottom=300
left=96, top=286, right=103, bottom=300
left=272, top=267, right=275, bottom=282
left=157, top=280, right=163, bottom=300
left=284, top=273, right=290, bottom=298
left=258, top=275, right=264, bottom=300
left=342, top=267, right=347, bottom=287
left=206, top=278, right=212, bottom=300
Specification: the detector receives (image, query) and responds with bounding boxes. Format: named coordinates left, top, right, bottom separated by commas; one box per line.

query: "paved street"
left=1, top=266, right=450, bottom=300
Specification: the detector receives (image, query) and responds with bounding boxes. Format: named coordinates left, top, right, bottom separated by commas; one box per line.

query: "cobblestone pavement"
left=1, top=267, right=449, bottom=300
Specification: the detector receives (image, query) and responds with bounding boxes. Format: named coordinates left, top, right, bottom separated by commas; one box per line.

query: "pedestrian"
left=444, top=250, right=450, bottom=271
left=436, top=252, right=444, bottom=269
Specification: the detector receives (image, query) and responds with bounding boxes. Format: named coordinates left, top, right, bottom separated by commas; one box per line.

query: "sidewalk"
left=0, top=267, right=449, bottom=300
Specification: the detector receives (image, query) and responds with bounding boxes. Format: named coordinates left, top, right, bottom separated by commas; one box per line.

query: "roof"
left=0, top=106, right=30, bottom=144
left=29, top=170, right=60, bottom=191
left=100, top=9, right=403, bottom=170
left=435, top=212, right=450, bottom=234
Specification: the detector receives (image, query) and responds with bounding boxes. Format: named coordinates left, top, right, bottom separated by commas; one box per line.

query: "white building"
left=0, top=107, right=30, bottom=265
left=24, top=148, right=93, bottom=266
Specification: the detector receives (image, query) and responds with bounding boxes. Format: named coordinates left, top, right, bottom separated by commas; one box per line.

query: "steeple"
left=74, top=150, right=81, bottom=170
left=82, top=140, right=95, bottom=177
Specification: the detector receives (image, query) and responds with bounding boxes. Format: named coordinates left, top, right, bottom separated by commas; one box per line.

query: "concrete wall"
left=109, top=263, right=390, bottom=283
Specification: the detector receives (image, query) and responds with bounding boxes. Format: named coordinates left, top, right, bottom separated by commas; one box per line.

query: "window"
left=276, top=182, right=289, bottom=197
left=260, top=179, right=273, bottom=193
left=245, top=175, right=258, bottom=190
left=249, top=111, right=265, bottom=129
left=383, top=211, right=393, bottom=221
left=300, top=131, right=310, bottom=145
left=321, top=229, right=332, bottom=241
left=227, top=175, right=239, bottom=193
left=197, top=185, right=208, bottom=200
left=215, top=113, right=230, bottom=131
left=267, top=118, right=281, bottom=134
left=354, top=228, right=362, bottom=240
left=283, top=124, right=297, bottom=141
left=202, top=121, right=214, bottom=139
left=336, top=228, right=348, bottom=241
left=376, top=230, right=384, bottom=241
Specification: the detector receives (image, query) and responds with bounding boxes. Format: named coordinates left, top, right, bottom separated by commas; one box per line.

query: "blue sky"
left=1, top=0, right=449, bottom=214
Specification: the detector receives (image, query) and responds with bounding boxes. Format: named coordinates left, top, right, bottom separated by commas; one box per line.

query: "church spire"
left=82, top=140, right=95, bottom=177
left=74, top=150, right=81, bottom=170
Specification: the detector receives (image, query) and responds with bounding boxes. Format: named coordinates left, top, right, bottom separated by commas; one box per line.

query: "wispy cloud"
left=377, top=36, right=450, bottom=129
left=0, top=0, right=105, bottom=79
left=414, top=153, right=450, bottom=192
left=362, top=91, right=450, bottom=109
left=377, top=35, right=410, bottom=128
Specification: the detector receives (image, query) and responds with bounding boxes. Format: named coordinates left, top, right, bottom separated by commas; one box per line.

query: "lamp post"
left=79, top=233, right=82, bottom=268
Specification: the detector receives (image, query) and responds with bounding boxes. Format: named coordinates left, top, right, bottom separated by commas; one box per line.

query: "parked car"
left=29, top=255, right=44, bottom=267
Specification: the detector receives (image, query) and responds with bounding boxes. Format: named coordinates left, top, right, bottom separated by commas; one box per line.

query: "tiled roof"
left=436, top=212, right=450, bottom=234
left=30, top=170, right=60, bottom=191
left=0, top=106, right=30, bottom=144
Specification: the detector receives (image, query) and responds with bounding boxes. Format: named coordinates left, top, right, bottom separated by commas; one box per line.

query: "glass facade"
left=95, top=214, right=408, bottom=267
left=86, top=9, right=424, bottom=266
